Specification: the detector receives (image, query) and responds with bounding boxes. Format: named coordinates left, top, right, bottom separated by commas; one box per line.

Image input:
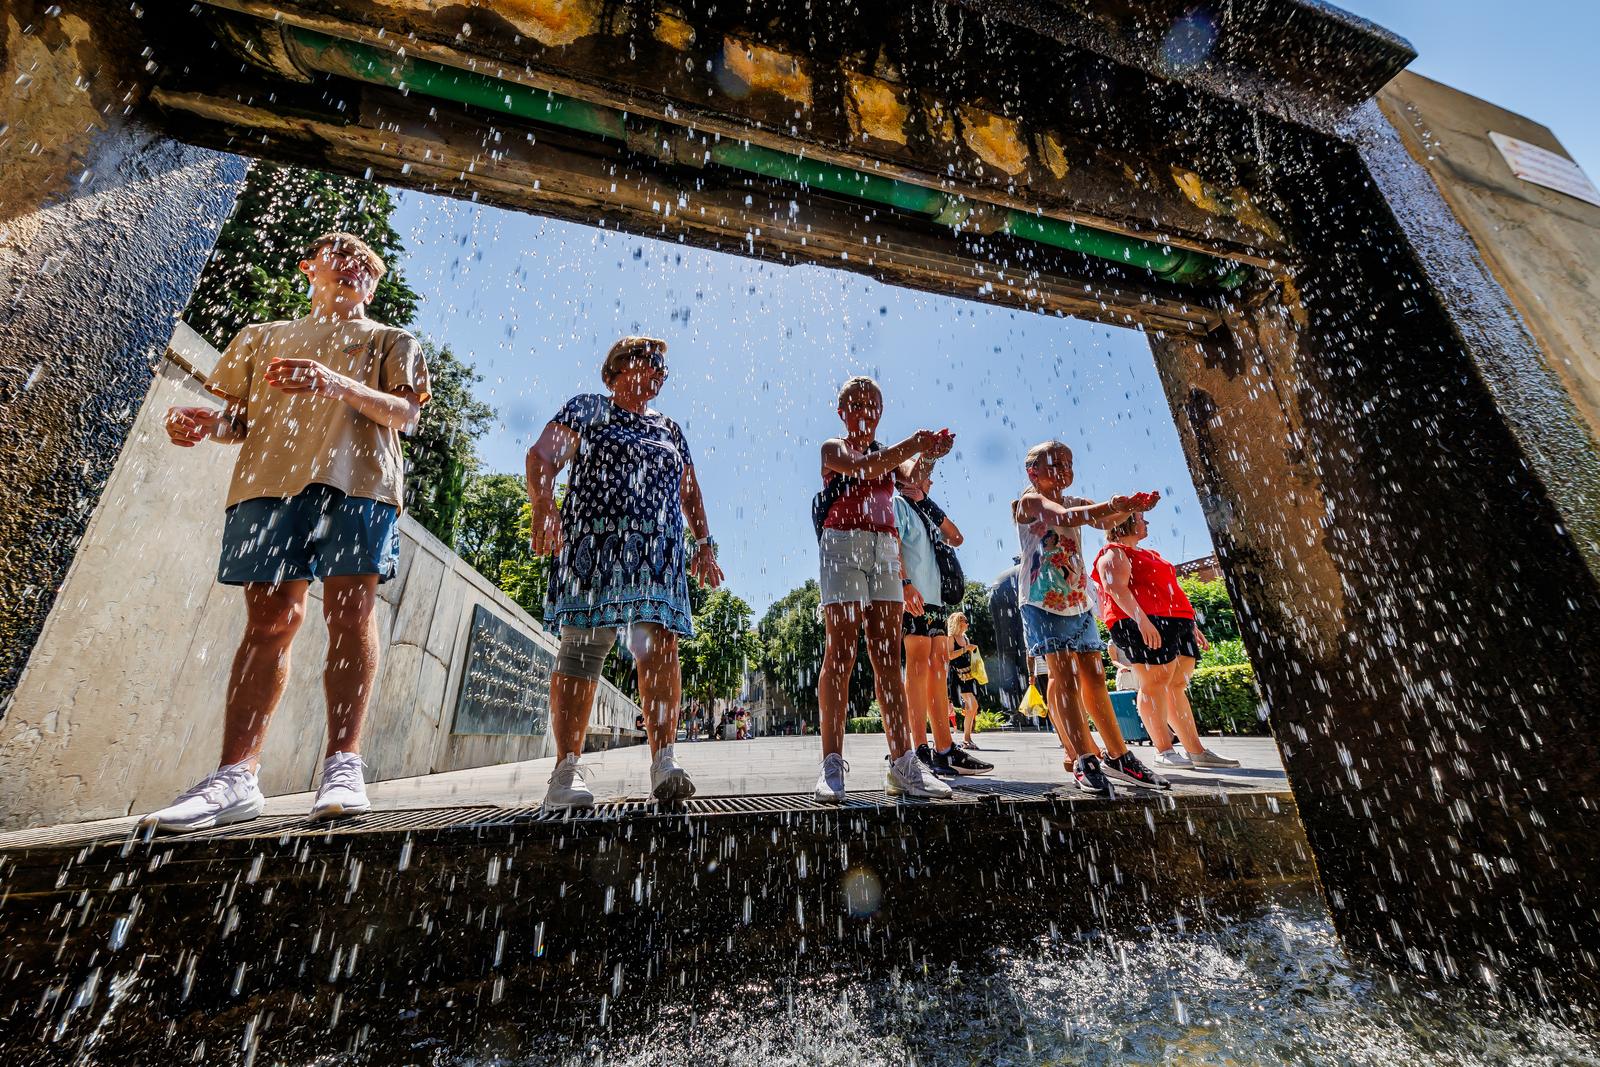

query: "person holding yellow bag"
left=946, top=611, right=990, bottom=750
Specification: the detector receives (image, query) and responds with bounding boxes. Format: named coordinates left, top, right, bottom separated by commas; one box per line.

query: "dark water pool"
left=329, top=898, right=1596, bottom=1067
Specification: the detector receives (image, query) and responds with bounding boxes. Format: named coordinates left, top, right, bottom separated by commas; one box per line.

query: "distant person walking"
left=1013, top=441, right=1168, bottom=794
left=527, top=337, right=723, bottom=810
left=1093, top=510, right=1240, bottom=769
left=895, top=460, right=991, bottom=777
left=812, top=376, right=954, bottom=803
left=142, top=232, right=430, bottom=832
left=946, top=611, right=986, bottom=749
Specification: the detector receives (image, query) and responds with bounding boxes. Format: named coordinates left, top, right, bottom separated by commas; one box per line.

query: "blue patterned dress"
left=544, top=394, right=695, bottom=636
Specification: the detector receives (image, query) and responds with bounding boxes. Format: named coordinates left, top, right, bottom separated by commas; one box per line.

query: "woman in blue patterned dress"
left=526, top=337, right=722, bottom=810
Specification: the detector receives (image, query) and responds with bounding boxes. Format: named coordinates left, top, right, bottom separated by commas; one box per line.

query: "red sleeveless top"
left=822, top=468, right=896, bottom=533
left=1092, top=543, right=1194, bottom=623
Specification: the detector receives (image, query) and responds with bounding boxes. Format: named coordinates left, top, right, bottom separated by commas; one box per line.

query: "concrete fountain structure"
left=2, top=0, right=1600, bottom=1053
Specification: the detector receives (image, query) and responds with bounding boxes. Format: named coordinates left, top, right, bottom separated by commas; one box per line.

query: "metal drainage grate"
left=0, top=784, right=1078, bottom=852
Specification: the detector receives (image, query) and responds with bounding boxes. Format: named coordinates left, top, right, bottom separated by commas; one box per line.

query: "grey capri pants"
left=554, top=622, right=672, bottom=681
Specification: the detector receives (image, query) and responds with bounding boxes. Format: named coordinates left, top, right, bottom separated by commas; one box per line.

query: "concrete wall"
left=0, top=323, right=639, bottom=830
left=1379, top=72, right=1600, bottom=445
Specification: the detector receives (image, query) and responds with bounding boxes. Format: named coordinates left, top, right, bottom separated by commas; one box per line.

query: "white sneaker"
left=1155, top=747, right=1194, bottom=769
left=310, top=751, right=371, bottom=820
left=139, top=761, right=265, bottom=834
left=1190, top=748, right=1242, bottom=769
left=814, top=752, right=848, bottom=804
left=650, top=744, right=695, bottom=802
left=886, top=750, right=953, bottom=799
left=543, top=753, right=595, bottom=811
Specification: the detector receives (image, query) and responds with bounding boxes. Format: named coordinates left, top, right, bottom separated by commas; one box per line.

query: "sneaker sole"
left=652, top=772, right=696, bottom=802
left=813, top=788, right=844, bottom=805
left=143, top=796, right=266, bottom=834
left=950, top=764, right=993, bottom=776
left=1074, top=780, right=1112, bottom=796
left=1191, top=758, right=1242, bottom=769
left=309, top=800, right=372, bottom=822
left=541, top=796, right=597, bottom=812
left=1101, top=766, right=1171, bottom=790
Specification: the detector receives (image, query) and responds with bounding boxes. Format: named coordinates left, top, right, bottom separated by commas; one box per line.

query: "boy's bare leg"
left=819, top=603, right=863, bottom=759
left=1073, top=650, right=1128, bottom=759
left=219, top=580, right=310, bottom=767
left=322, top=574, right=380, bottom=758
left=550, top=672, right=599, bottom=760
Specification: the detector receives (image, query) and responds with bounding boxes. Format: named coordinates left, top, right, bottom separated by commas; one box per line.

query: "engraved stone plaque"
left=451, top=604, right=551, bottom=736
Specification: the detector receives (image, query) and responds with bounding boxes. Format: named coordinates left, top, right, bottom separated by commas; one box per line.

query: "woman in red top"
left=1092, top=511, right=1240, bottom=770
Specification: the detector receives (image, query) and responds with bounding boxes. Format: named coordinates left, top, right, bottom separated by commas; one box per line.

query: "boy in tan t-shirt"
left=140, top=232, right=431, bottom=833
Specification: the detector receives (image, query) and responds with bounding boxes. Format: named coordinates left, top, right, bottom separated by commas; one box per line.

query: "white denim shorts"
left=818, top=528, right=903, bottom=607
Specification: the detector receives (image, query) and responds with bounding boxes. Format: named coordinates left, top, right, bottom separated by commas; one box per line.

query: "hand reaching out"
left=164, top=406, right=217, bottom=447
left=690, top=543, right=724, bottom=588
left=528, top=504, right=563, bottom=557
left=263, top=358, right=349, bottom=397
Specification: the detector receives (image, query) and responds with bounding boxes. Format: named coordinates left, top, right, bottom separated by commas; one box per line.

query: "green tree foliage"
left=405, top=341, right=497, bottom=546
left=682, top=589, right=761, bottom=707
left=1188, top=664, right=1265, bottom=734
left=457, top=473, right=529, bottom=583
left=186, top=163, right=419, bottom=348
left=1197, top=637, right=1249, bottom=669
left=1180, top=577, right=1239, bottom=642
left=755, top=581, right=879, bottom=720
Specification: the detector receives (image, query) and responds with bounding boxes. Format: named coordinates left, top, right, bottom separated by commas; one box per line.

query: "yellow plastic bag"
left=1019, top=681, right=1046, bottom=718
left=970, top=649, right=989, bottom=687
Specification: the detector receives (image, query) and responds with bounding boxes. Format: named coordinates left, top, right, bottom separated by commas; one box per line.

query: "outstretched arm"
left=261, top=358, right=423, bottom=431
left=681, top=463, right=723, bottom=588
left=525, top=421, right=580, bottom=556
left=1013, top=490, right=1158, bottom=530
left=821, top=429, right=952, bottom=481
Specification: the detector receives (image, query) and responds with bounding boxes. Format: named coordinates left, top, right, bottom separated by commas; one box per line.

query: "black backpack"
left=905, top=495, right=966, bottom=605
left=812, top=442, right=882, bottom=538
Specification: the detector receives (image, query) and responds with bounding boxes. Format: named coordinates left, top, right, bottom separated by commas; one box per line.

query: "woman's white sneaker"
left=1190, top=748, right=1241, bottom=768
left=310, top=752, right=371, bottom=820
left=139, top=761, right=265, bottom=834
left=1155, top=747, right=1194, bottom=769
left=886, top=750, right=953, bottom=798
left=543, top=754, right=595, bottom=811
left=650, top=744, right=696, bottom=801
left=814, top=752, right=849, bottom=804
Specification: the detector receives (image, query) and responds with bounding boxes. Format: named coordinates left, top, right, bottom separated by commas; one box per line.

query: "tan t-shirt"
left=206, top=315, right=431, bottom=508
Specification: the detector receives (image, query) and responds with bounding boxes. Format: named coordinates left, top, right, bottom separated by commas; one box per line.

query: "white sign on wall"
left=1489, top=132, right=1600, bottom=209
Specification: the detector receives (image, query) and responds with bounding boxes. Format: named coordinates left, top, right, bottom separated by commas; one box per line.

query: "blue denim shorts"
left=1021, top=604, right=1105, bottom=657
left=218, top=484, right=400, bottom=586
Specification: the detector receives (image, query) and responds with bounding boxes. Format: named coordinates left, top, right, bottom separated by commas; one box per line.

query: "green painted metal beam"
left=283, top=28, right=1246, bottom=290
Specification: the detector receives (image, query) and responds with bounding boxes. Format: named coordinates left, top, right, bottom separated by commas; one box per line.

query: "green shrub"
left=973, top=710, right=1009, bottom=733
left=1198, top=638, right=1250, bottom=669
left=846, top=716, right=884, bottom=734
left=1188, top=664, right=1265, bottom=734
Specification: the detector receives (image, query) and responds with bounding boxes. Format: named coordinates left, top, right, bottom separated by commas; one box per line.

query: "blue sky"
left=390, top=0, right=1595, bottom=614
